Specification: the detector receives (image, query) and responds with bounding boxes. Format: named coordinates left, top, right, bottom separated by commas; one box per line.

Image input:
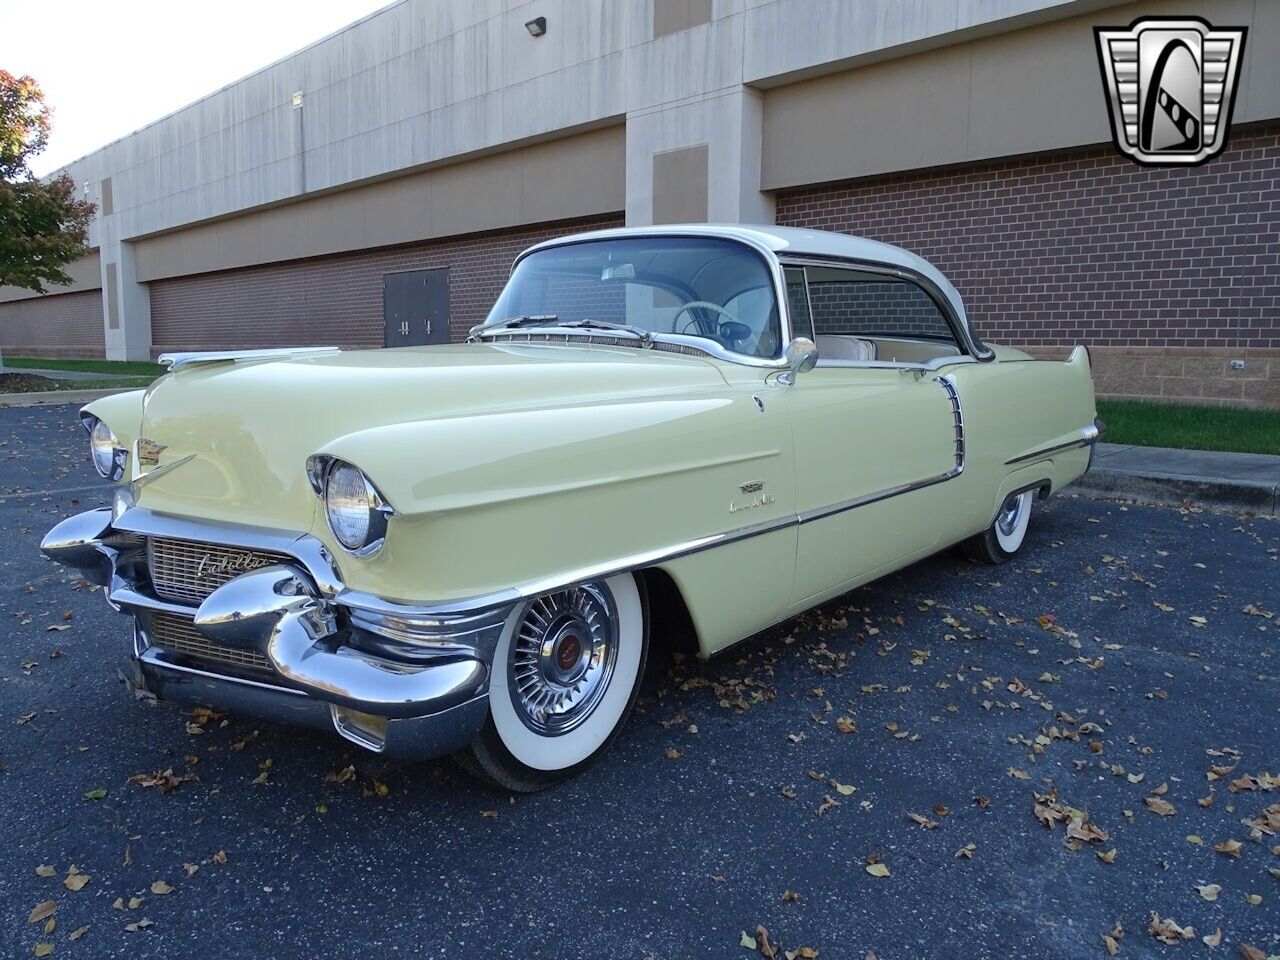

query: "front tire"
left=961, top=490, right=1034, bottom=564
left=462, top=573, right=648, bottom=791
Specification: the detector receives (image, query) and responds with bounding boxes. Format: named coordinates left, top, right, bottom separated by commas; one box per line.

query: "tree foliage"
left=0, top=71, right=95, bottom=292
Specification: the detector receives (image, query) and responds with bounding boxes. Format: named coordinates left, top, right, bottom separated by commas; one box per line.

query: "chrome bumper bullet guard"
left=40, top=506, right=509, bottom=759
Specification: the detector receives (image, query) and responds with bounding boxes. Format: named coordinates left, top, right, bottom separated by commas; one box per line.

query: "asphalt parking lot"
left=2, top=402, right=1277, bottom=960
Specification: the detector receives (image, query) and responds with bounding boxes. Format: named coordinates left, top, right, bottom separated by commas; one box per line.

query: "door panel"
left=384, top=268, right=450, bottom=347
left=788, top=367, right=960, bottom=604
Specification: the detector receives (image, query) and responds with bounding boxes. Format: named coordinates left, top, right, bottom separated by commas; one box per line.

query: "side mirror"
left=779, top=337, right=818, bottom=385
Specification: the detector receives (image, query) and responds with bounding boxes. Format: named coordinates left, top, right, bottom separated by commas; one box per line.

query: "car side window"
left=804, top=265, right=957, bottom=347
left=784, top=266, right=814, bottom=341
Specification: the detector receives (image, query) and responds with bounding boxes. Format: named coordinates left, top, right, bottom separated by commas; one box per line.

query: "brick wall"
left=807, top=277, right=952, bottom=340
left=0, top=290, right=105, bottom=359
left=148, top=214, right=624, bottom=355
left=776, top=125, right=1280, bottom=408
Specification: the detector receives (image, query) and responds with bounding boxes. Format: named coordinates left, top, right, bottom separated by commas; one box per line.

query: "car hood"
left=129, top=342, right=730, bottom=531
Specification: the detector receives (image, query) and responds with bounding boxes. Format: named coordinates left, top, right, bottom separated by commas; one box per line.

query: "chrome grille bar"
left=147, top=536, right=291, bottom=606
left=149, top=611, right=272, bottom=673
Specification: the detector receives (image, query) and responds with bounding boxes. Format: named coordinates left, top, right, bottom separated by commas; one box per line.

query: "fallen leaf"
left=68, top=926, right=88, bottom=941
left=35, top=865, right=55, bottom=878
left=865, top=863, right=890, bottom=878
left=63, top=867, right=89, bottom=892
left=1147, top=912, right=1194, bottom=944
left=756, top=924, right=777, bottom=959
left=1239, top=947, right=1266, bottom=960
left=27, top=901, right=57, bottom=924
left=123, top=918, right=153, bottom=933
left=82, top=788, right=107, bottom=801
left=955, top=843, right=976, bottom=859
left=1214, top=839, right=1243, bottom=858
left=34, top=944, right=54, bottom=957
left=150, top=880, right=173, bottom=895
left=1145, top=796, right=1176, bottom=816
left=1244, top=893, right=1262, bottom=906
left=664, top=748, right=681, bottom=760
left=907, top=812, right=939, bottom=829
left=1097, top=848, right=1117, bottom=864
left=740, top=931, right=757, bottom=950
left=1196, top=884, right=1221, bottom=902
left=1202, top=929, right=1222, bottom=948
left=1101, top=934, right=1119, bottom=956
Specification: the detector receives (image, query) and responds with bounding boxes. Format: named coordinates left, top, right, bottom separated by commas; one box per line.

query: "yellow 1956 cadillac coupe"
left=43, top=225, right=1100, bottom=790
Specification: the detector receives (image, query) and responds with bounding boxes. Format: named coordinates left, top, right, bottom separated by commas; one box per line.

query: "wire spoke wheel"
left=507, top=582, right=619, bottom=736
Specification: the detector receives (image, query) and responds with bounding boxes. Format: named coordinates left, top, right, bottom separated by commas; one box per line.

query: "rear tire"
left=459, top=573, right=648, bottom=792
left=961, top=490, right=1034, bottom=564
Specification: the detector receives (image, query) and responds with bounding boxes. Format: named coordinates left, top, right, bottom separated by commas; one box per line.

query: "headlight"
left=315, top=458, right=391, bottom=556
left=81, top=414, right=127, bottom=481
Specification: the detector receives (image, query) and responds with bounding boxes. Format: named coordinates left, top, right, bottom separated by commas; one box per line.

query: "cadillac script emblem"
left=195, top=551, right=264, bottom=579
left=1095, top=17, right=1246, bottom=166
left=137, top=437, right=167, bottom=469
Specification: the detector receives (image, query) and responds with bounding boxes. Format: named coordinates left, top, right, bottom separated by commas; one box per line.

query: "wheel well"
left=637, top=568, right=700, bottom=659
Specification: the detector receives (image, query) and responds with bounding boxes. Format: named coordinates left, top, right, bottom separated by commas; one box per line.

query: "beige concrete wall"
left=132, top=126, right=626, bottom=283
left=0, top=251, right=102, bottom=304
left=761, top=0, right=1280, bottom=190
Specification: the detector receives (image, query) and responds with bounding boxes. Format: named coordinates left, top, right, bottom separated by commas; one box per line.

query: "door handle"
left=426, top=320, right=432, bottom=335
left=400, top=321, right=409, bottom=336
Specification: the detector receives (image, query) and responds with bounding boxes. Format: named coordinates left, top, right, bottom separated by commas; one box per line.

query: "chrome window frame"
left=778, top=255, right=993, bottom=363
left=482, top=233, right=796, bottom=371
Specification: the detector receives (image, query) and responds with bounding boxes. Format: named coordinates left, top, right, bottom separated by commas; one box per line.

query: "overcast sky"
left=0, top=0, right=393, bottom=177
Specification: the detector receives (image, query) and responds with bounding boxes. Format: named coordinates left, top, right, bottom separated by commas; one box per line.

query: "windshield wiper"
left=468, top=314, right=559, bottom=337
left=558, top=318, right=652, bottom=344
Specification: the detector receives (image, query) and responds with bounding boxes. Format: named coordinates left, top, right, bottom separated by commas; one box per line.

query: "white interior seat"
left=815, top=335, right=877, bottom=362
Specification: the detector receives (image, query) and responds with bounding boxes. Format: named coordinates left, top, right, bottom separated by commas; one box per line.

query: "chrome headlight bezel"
left=80, top=412, right=128, bottom=482
left=306, top=455, right=394, bottom=558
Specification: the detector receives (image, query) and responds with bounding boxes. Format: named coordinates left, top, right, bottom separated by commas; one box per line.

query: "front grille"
left=149, top=611, right=272, bottom=673
left=147, top=537, right=292, bottom=605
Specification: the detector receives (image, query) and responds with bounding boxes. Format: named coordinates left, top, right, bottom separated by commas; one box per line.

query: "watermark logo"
left=1095, top=17, right=1246, bottom=166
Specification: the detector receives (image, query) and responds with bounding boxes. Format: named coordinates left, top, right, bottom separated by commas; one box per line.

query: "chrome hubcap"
left=508, top=583, right=618, bottom=736
left=996, top=494, right=1024, bottom=537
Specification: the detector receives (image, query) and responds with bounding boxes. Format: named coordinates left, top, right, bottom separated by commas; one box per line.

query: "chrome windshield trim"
left=1005, top=424, right=1100, bottom=466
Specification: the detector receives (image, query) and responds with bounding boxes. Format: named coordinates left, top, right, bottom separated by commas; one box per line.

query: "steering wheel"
left=673, top=301, right=748, bottom=344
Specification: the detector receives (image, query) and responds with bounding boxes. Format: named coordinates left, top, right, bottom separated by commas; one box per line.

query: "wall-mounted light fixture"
left=525, top=16, right=547, bottom=37
left=291, top=91, right=304, bottom=108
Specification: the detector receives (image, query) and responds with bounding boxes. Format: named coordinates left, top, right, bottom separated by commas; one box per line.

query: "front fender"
left=312, top=390, right=795, bottom=606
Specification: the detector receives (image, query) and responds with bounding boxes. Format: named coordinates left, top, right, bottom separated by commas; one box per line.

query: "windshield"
left=484, top=236, right=783, bottom=359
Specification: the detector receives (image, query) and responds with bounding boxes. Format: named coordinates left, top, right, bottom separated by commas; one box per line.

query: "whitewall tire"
left=462, top=573, right=648, bottom=791
left=961, top=490, right=1035, bottom=564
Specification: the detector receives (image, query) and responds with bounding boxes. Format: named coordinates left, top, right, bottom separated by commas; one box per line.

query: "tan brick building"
left=2, top=0, right=1277, bottom=407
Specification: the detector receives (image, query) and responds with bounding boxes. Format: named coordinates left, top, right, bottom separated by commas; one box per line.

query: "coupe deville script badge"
left=1095, top=17, right=1246, bottom=167
left=730, top=480, right=774, bottom=514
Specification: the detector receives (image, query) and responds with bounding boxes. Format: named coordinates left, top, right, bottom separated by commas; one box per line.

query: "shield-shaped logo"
left=1095, top=17, right=1246, bottom=166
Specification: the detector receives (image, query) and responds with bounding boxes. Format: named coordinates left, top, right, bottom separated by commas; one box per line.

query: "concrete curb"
left=1070, top=469, right=1278, bottom=516
left=0, top=387, right=138, bottom=409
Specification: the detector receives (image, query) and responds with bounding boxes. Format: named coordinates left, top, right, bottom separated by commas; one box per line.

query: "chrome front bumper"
left=41, top=506, right=513, bottom=760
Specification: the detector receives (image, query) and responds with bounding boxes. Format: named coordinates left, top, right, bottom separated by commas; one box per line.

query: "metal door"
left=384, top=268, right=450, bottom=347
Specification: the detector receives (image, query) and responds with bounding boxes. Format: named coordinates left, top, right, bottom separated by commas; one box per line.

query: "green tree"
left=0, top=71, right=95, bottom=292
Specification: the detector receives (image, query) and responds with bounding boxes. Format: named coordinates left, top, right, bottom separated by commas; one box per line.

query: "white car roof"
left=521, top=224, right=976, bottom=345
